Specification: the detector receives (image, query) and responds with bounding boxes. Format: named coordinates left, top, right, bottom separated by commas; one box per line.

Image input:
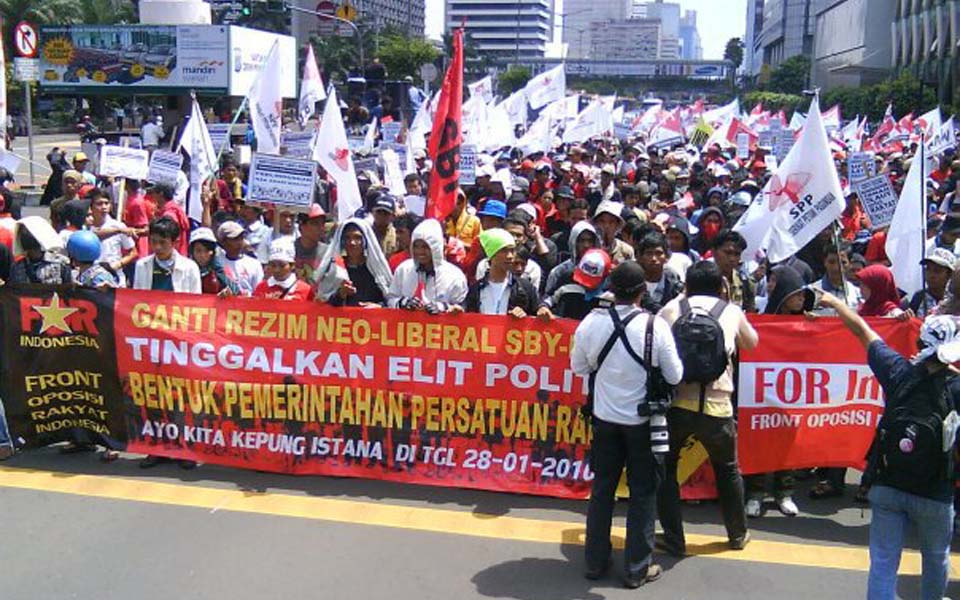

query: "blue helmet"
left=66, top=230, right=101, bottom=263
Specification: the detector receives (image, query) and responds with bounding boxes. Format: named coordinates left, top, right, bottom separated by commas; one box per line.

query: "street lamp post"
left=557, top=8, right=592, bottom=59
left=285, top=2, right=366, bottom=75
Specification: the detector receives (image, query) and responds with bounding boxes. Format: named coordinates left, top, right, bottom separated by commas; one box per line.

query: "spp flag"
left=885, top=135, right=930, bottom=296
left=246, top=41, right=283, bottom=154
left=523, top=64, right=565, bottom=110
left=561, top=100, right=613, bottom=144
left=177, top=98, right=219, bottom=223
left=313, top=87, right=363, bottom=220
left=425, top=27, right=463, bottom=220
left=298, top=44, right=326, bottom=126
left=468, top=76, right=494, bottom=103
left=733, top=96, right=845, bottom=263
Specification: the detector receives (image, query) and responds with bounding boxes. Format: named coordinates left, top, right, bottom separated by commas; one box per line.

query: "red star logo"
left=330, top=147, right=350, bottom=171
left=767, top=172, right=812, bottom=211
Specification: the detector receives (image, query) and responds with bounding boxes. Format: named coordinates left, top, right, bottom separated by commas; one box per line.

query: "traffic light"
left=241, top=0, right=252, bottom=16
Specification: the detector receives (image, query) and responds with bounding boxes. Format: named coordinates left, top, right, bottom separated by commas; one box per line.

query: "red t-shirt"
left=159, top=201, right=190, bottom=256
left=123, top=193, right=156, bottom=258
left=389, top=249, right=409, bottom=273
left=252, top=279, right=315, bottom=301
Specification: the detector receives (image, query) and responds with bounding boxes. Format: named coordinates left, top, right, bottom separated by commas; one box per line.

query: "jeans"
left=867, top=485, right=954, bottom=600
left=657, top=408, right=748, bottom=548
left=586, top=419, right=660, bottom=575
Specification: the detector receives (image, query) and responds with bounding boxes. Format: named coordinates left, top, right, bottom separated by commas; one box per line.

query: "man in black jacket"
left=466, top=228, right=553, bottom=320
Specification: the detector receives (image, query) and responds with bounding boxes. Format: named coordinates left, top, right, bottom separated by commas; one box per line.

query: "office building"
left=291, top=0, right=425, bottom=47
left=562, top=0, right=631, bottom=59
left=446, top=0, right=554, bottom=58
left=891, top=0, right=959, bottom=104
left=810, top=0, right=895, bottom=91
left=743, top=0, right=764, bottom=76
left=588, top=18, right=661, bottom=60
left=679, top=9, right=702, bottom=60
left=756, top=0, right=814, bottom=71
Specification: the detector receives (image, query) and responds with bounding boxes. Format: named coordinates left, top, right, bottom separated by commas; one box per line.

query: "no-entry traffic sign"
left=14, top=21, right=38, bottom=58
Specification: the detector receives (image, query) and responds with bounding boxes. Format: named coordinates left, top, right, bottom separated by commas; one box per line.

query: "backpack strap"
left=584, top=307, right=642, bottom=419
left=680, top=296, right=692, bottom=317
left=608, top=306, right=646, bottom=367
left=708, top=299, right=728, bottom=319
left=643, top=313, right=654, bottom=368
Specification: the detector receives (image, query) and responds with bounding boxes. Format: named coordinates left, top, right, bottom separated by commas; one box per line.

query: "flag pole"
left=832, top=221, right=850, bottom=308
left=217, top=97, right=248, bottom=164
left=920, top=131, right=928, bottom=316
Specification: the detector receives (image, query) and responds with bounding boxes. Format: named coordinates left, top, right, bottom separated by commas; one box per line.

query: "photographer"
left=571, top=261, right=683, bottom=589
left=655, top=260, right=758, bottom=556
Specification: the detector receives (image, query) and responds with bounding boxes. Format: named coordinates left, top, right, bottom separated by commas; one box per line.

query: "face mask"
left=702, top=221, right=721, bottom=239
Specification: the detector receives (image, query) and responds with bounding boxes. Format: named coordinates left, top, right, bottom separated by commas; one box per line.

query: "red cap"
left=521, top=159, right=535, bottom=170
left=306, top=203, right=326, bottom=220
left=573, top=249, right=611, bottom=290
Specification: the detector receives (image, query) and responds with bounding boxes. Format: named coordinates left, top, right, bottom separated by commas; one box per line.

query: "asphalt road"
left=1, top=448, right=957, bottom=600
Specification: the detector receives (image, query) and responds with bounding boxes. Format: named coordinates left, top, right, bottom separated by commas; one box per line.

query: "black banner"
left=0, top=287, right=125, bottom=448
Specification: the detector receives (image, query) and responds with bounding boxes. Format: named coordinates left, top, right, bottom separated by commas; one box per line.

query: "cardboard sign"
left=847, top=151, right=875, bottom=185
left=855, top=174, right=898, bottom=229
left=736, top=133, right=750, bottom=159
left=382, top=121, right=402, bottom=144
left=207, top=123, right=233, bottom=151
left=247, top=153, right=317, bottom=210
left=381, top=148, right=405, bottom=197
left=98, top=145, right=149, bottom=180
left=764, top=155, right=778, bottom=172
left=281, top=131, right=315, bottom=159
left=460, top=144, right=477, bottom=185
left=146, top=150, right=184, bottom=187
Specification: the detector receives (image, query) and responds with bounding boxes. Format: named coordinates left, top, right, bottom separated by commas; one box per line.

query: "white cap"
left=268, top=238, right=295, bottom=263
left=189, top=227, right=217, bottom=246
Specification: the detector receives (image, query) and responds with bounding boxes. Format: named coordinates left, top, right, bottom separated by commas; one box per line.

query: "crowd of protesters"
left=0, top=98, right=959, bottom=598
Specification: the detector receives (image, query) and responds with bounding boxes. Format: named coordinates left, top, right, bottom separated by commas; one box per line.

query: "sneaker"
left=623, top=563, right=662, bottom=589
left=729, top=532, right=751, bottom=550
left=778, top=496, right=799, bottom=517
left=746, top=498, right=764, bottom=518
left=0, top=445, right=13, bottom=461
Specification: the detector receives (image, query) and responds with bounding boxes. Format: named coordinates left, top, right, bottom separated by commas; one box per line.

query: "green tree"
left=77, top=0, right=136, bottom=24
left=497, top=65, right=530, bottom=95
left=376, top=34, right=440, bottom=80
left=723, top=37, right=744, bottom=70
left=0, top=0, right=82, bottom=58
left=766, top=55, right=811, bottom=95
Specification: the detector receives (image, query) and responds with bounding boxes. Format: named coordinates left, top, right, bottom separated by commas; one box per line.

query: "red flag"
left=426, top=28, right=464, bottom=220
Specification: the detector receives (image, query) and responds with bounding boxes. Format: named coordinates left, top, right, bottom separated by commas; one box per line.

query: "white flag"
left=498, top=89, right=528, bottom=127
left=885, top=137, right=930, bottom=296
left=468, top=76, right=494, bottom=103
left=298, top=44, right=326, bottom=127
left=517, top=114, right=554, bottom=155
left=523, top=65, right=565, bottom=110
left=733, top=96, right=845, bottom=263
left=484, top=102, right=518, bottom=152
left=461, top=94, right=489, bottom=149
left=917, top=107, right=942, bottom=137
left=313, top=88, right=363, bottom=221
left=562, top=100, right=613, bottom=144
left=362, top=117, right=378, bottom=153
left=246, top=41, right=283, bottom=155
left=702, top=98, right=740, bottom=126
left=177, top=98, right=218, bottom=223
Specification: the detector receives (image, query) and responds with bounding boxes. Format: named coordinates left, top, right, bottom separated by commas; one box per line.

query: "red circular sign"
left=14, top=21, right=38, bottom=58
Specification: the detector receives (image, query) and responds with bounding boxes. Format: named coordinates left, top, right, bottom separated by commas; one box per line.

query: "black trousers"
left=656, top=408, right=747, bottom=548
left=586, top=418, right=660, bottom=574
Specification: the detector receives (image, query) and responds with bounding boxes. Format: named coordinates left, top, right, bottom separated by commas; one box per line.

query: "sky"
left=425, top=0, right=747, bottom=61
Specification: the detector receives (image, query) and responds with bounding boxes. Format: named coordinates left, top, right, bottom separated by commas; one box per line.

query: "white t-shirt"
left=479, top=279, right=510, bottom=315
left=141, top=122, right=163, bottom=147
left=92, top=216, right=135, bottom=286
left=220, top=252, right=264, bottom=296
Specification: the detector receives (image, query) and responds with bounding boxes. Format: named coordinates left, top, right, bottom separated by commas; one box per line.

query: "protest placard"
left=847, top=151, right=874, bottom=184
left=382, top=121, right=402, bottom=144
left=764, top=155, right=778, bottom=172
left=381, top=148, right=405, bottom=197
left=460, top=144, right=477, bottom=185
left=98, top=145, right=149, bottom=180
left=855, top=174, right=898, bottom=229
left=146, top=150, right=184, bottom=187
left=736, top=133, right=750, bottom=159
left=247, top=153, right=317, bottom=210
left=281, top=131, right=315, bottom=159
left=207, top=123, right=232, bottom=151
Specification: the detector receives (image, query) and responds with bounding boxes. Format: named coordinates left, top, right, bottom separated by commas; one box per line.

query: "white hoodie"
left=387, top=219, right=467, bottom=309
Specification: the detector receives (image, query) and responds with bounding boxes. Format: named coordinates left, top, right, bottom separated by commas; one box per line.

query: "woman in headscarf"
left=315, top=218, right=392, bottom=307
left=857, top=264, right=906, bottom=318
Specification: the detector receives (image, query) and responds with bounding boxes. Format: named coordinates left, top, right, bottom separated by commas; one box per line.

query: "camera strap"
left=602, top=306, right=647, bottom=370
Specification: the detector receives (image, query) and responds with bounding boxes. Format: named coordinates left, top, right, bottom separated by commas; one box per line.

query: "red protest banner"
left=116, top=290, right=595, bottom=498
left=425, top=27, right=463, bottom=220
left=737, top=316, right=920, bottom=475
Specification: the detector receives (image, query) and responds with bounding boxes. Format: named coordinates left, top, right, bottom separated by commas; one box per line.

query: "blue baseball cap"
left=477, top=199, right=507, bottom=220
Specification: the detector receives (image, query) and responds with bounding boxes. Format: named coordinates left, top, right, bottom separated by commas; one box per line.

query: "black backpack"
left=672, top=297, right=728, bottom=382
left=874, top=376, right=952, bottom=497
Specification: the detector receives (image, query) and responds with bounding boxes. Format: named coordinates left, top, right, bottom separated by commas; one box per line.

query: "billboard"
left=39, top=25, right=229, bottom=90
left=39, top=25, right=295, bottom=97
